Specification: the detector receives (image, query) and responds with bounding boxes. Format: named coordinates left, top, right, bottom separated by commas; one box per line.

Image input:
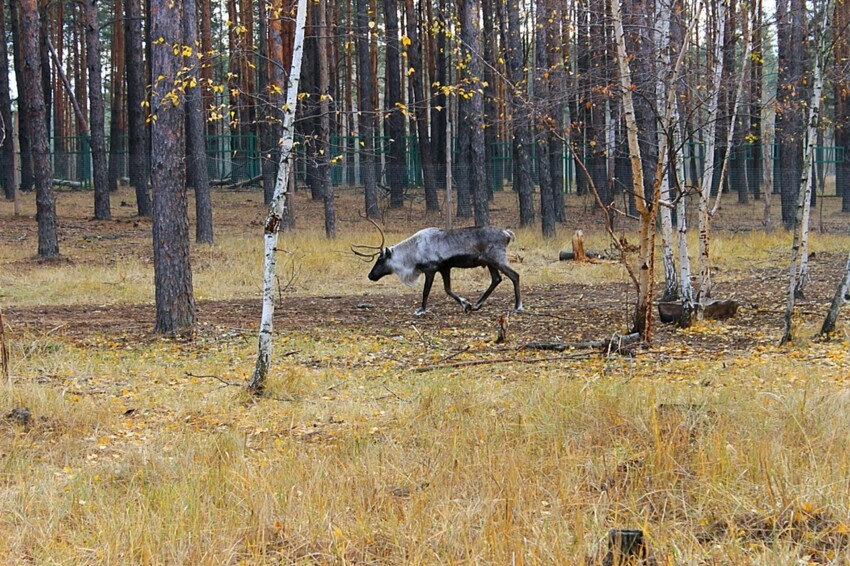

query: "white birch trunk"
left=711, top=20, right=751, bottom=217
left=696, top=0, right=727, bottom=304
left=819, top=252, right=850, bottom=337
left=782, top=45, right=824, bottom=345
left=656, top=0, right=677, bottom=302
left=610, top=0, right=695, bottom=339
left=611, top=0, right=651, bottom=338
left=249, top=0, right=309, bottom=392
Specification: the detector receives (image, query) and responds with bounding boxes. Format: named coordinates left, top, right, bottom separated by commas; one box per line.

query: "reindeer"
left=352, top=220, right=522, bottom=315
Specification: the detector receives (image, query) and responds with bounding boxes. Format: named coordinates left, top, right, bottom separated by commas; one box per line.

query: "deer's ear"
left=384, top=248, right=393, bottom=259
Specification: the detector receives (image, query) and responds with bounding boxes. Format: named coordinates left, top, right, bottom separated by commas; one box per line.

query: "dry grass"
left=2, top=187, right=850, bottom=563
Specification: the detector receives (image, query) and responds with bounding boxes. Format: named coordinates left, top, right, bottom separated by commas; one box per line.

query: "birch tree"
left=0, top=0, right=14, bottom=201
left=656, top=0, right=678, bottom=302
left=609, top=0, right=695, bottom=340
left=819, top=253, right=850, bottom=338
left=695, top=0, right=727, bottom=304
left=249, top=0, right=309, bottom=393
left=781, top=5, right=827, bottom=345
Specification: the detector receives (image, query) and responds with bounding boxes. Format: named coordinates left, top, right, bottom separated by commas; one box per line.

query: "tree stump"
left=572, top=230, right=587, bottom=262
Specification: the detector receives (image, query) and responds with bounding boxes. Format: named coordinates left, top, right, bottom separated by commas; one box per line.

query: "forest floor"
left=2, top=186, right=850, bottom=564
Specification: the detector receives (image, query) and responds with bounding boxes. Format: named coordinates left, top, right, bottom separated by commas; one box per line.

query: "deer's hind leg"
left=441, top=268, right=472, bottom=313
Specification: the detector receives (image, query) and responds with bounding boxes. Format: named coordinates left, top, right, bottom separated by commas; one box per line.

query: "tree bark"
left=184, top=0, right=213, bottom=244
left=319, top=0, right=335, bottom=237
left=504, top=0, right=534, bottom=226
left=535, top=0, right=554, bottom=237
left=404, top=0, right=439, bottom=211
left=819, top=253, right=850, bottom=338
left=107, top=0, right=126, bottom=193
left=383, top=0, right=406, bottom=209
left=460, top=0, right=488, bottom=226
left=356, top=0, right=378, bottom=217
left=0, top=0, right=15, bottom=200
left=151, top=0, right=195, bottom=336
left=835, top=0, right=850, bottom=212
left=84, top=0, right=111, bottom=220
left=775, top=0, right=808, bottom=229
left=17, top=0, right=58, bottom=256
left=9, top=0, right=33, bottom=193
left=125, top=0, right=151, bottom=216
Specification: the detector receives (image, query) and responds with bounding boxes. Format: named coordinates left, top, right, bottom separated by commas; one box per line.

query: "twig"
left=435, top=345, right=470, bottom=364
left=185, top=371, right=242, bottom=387
left=187, top=372, right=297, bottom=402
left=412, top=352, right=595, bottom=373
left=378, top=381, right=406, bottom=401
left=0, top=306, right=9, bottom=381
left=522, top=332, right=642, bottom=353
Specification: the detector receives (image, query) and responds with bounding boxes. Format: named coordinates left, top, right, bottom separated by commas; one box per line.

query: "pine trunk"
left=18, top=0, right=58, bottom=256
left=107, top=0, right=126, bottom=193
left=835, top=0, right=850, bottom=212
left=505, top=0, right=534, bottom=226
left=404, top=0, right=439, bottom=211
left=15, top=0, right=59, bottom=258
left=775, top=0, right=808, bottom=229
left=535, top=0, right=554, bottom=237
left=383, top=0, right=405, bottom=209
left=356, top=0, right=378, bottom=217
left=85, top=0, right=111, bottom=220
left=151, top=0, right=195, bottom=336
left=184, top=0, right=213, bottom=244
left=319, top=0, right=335, bottom=237
left=125, top=0, right=151, bottom=216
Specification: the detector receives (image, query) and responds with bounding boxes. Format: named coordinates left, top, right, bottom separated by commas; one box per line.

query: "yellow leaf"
left=401, top=35, right=411, bottom=47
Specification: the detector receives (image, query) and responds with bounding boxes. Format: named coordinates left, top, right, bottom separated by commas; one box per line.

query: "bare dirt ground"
left=5, top=254, right=844, bottom=357
left=2, top=188, right=847, bottom=357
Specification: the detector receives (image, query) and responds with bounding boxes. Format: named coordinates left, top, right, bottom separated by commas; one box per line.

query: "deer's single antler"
left=350, top=215, right=386, bottom=260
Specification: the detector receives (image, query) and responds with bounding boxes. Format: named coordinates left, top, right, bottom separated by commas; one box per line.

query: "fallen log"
left=210, top=174, right=262, bottom=189
left=522, top=332, right=641, bottom=354
left=658, top=299, right=739, bottom=324
left=559, top=250, right=603, bottom=261
left=53, top=179, right=85, bottom=189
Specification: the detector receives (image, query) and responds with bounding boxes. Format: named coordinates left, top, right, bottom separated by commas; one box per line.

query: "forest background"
left=3, top=0, right=850, bottom=562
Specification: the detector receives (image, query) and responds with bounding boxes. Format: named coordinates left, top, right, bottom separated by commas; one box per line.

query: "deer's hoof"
left=414, top=309, right=430, bottom=316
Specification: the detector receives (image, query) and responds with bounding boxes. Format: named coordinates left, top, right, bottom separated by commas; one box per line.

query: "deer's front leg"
left=415, top=272, right=436, bottom=315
